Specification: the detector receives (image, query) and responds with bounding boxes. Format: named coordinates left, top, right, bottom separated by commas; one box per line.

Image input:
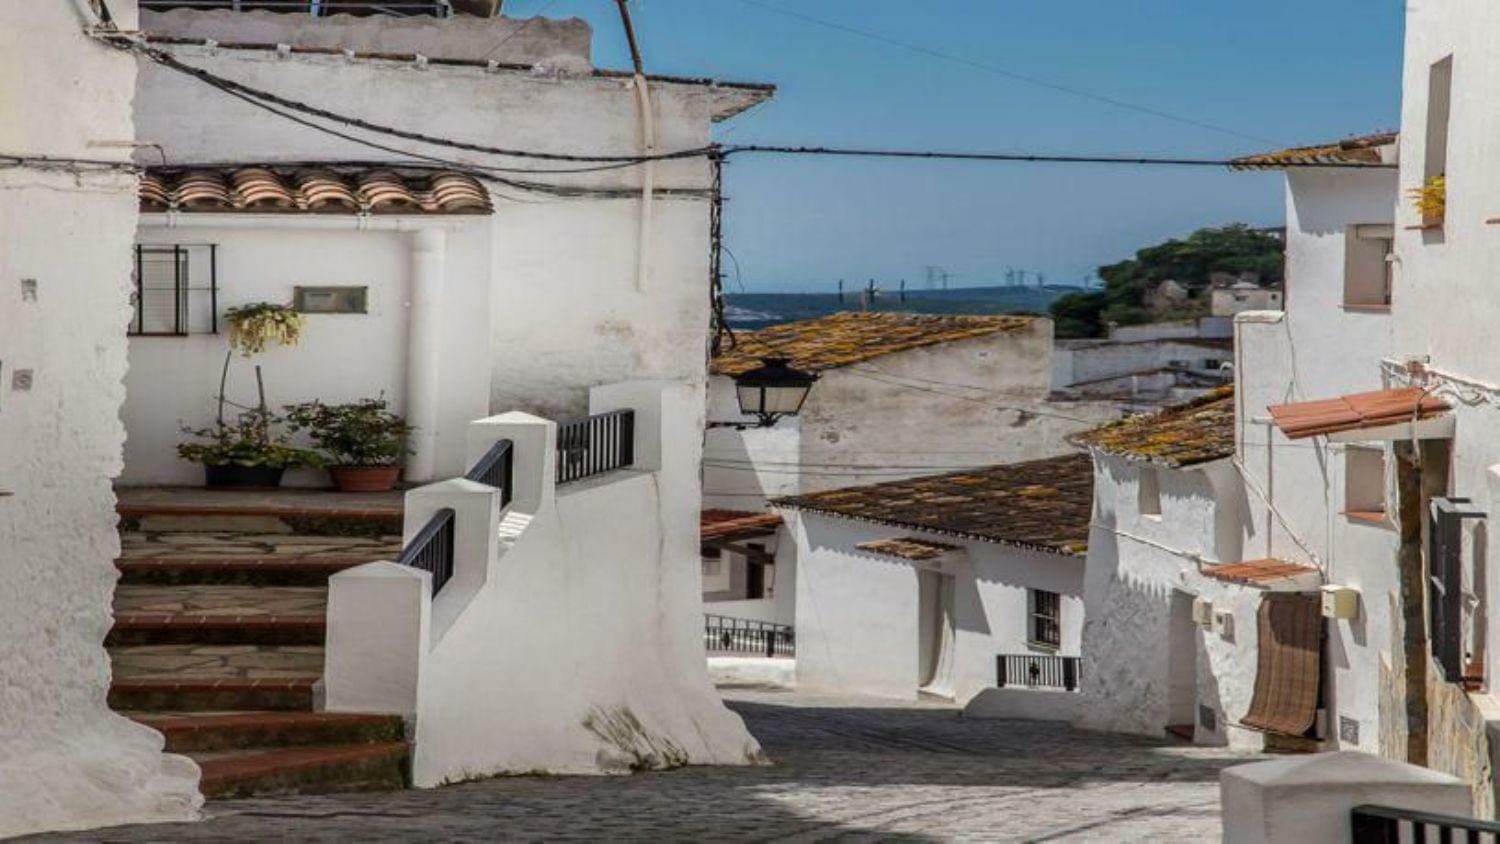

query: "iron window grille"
left=130, top=244, right=219, bottom=337
left=1428, top=496, right=1485, bottom=683
left=1030, top=589, right=1062, bottom=648
left=138, top=1, right=456, bottom=16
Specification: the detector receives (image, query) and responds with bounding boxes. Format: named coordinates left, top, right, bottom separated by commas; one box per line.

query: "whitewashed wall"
left=1076, top=455, right=1270, bottom=750
left=125, top=218, right=491, bottom=484
left=0, top=2, right=201, bottom=836
left=705, top=321, right=1120, bottom=504
left=790, top=513, right=1083, bottom=704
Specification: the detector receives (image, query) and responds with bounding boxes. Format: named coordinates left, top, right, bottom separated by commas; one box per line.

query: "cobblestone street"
left=42, top=688, right=1263, bottom=842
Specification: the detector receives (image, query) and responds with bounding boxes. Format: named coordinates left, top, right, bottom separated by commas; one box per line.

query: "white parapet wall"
left=0, top=2, right=203, bottom=836
left=325, top=381, right=762, bottom=785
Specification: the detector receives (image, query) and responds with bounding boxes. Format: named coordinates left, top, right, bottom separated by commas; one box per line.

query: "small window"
left=131, top=244, right=219, bottom=336
left=1138, top=466, right=1163, bottom=519
left=1422, top=56, right=1453, bottom=228
left=1030, top=589, right=1062, bottom=648
left=1344, top=446, right=1387, bottom=521
left=294, top=286, right=368, bottom=314
left=1345, top=225, right=1394, bottom=308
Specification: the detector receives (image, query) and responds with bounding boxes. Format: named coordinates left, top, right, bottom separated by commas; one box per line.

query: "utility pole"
left=899, top=279, right=906, bottom=302
left=837, top=279, right=844, bottom=303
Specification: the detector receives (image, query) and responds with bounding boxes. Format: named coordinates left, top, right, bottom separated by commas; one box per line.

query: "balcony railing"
left=997, top=653, right=1079, bottom=691
left=556, top=409, right=635, bottom=485
left=1352, top=804, right=1500, bottom=842
left=396, top=437, right=513, bottom=593
left=464, top=438, right=514, bottom=509
left=705, top=614, right=794, bottom=658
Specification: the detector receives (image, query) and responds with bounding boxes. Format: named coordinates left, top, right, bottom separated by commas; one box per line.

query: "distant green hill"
left=725, top=285, right=1082, bottom=330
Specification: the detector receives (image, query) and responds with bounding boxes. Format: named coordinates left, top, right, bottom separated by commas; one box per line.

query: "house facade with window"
left=122, top=7, right=771, bottom=485
left=773, top=453, right=1091, bottom=704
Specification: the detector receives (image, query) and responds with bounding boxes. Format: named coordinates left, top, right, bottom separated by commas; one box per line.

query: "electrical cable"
left=731, top=0, right=1278, bottom=146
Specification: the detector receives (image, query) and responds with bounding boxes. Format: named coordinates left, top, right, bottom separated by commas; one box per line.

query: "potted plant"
left=1409, top=174, right=1446, bottom=224
left=178, top=408, right=322, bottom=488
left=285, top=398, right=413, bottom=492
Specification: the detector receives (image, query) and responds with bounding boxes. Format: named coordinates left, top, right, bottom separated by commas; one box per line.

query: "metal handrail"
left=396, top=507, right=455, bottom=593
left=704, top=614, right=795, bottom=657
left=464, top=439, right=514, bottom=508
left=556, top=409, right=635, bottom=484
left=996, top=653, right=1080, bottom=691
left=1352, top=804, right=1500, bottom=842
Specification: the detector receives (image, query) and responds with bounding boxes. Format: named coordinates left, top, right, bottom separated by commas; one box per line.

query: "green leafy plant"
left=225, top=302, right=305, bottom=357
left=284, top=398, right=414, bottom=467
left=1409, top=174, right=1446, bottom=222
left=177, top=408, right=322, bottom=469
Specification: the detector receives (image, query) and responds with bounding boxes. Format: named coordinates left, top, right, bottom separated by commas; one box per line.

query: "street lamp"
left=714, top=356, right=819, bottom=429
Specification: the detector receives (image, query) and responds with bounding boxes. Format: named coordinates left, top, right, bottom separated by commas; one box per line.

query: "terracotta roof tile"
left=1230, top=131, right=1398, bottom=170
left=1267, top=387, right=1448, bottom=440
left=1203, top=558, right=1320, bottom=587
left=773, top=453, right=1092, bottom=556
left=711, top=312, right=1038, bottom=376
left=700, top=509, right=783, bottom=542
left=854, top=536, right=962, bottom=561
left=139, top=165, right=493, bottom=215
left=1071, top=386, right=1235, bottom=467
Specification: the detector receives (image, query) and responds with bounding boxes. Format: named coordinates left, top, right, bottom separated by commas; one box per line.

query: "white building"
left=123, top=6, right=771, bottom=485
left=705, top=311, right=1120, bottom=505
left=1052, top=333, right=1233, bottom=412
left=1209, top=280, right=1284, bottom=317
left=0, top=2, right=201, bottom=836
left=774, top=454, right=1091, bottom=705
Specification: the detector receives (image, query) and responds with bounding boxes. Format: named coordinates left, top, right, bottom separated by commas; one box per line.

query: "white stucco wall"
left=0, top=2, right=201, bottom=836
left=790, top=513, right=1083, bottom=704
left=124, top=218, right=491, bottom=484
left=326, top=382, right=761, bottom=783
left=705, top=321, right=1121, bottom=503
left=1056, top=339, right=1233, bottom=389
left=1077, top=455, right=1273, bottom=750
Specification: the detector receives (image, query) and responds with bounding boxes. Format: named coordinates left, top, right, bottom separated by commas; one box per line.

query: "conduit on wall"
left=406, top=227, right=446, bottom=481
left=632, top=73, right=656, bottom=292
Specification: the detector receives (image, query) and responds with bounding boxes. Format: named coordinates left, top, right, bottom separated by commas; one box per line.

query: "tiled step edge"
left=117, top=556, right=376, bottom=586
left=109, top=678, right=317, bottom=712
left=134, top=711, right=403, bottom=753
left=196, top=742, right=409, bottom=800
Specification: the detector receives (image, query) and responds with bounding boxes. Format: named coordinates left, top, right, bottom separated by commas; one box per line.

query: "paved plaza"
left=39, top=688, right=1262, bottom=841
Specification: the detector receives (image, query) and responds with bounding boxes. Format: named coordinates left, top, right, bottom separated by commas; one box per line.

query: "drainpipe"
left=405, top=227, right=446, bottom=482
left=616, top=0, right=654, bottom=292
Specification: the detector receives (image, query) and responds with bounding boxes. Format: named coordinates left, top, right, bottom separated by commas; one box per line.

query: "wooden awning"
left=1267, top=387, right=1449, bottom=441
left=1241, top=592, right=1323, bottom=736
left=701, top=509, right=783, bottom=543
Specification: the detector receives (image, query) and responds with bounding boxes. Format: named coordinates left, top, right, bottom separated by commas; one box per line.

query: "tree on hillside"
left=1050, top=224, right=1284, bottom=338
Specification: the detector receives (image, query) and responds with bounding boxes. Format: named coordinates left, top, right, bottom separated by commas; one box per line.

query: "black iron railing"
left=397, top=507, right=455, bottom=593
left=1351, top=804, right=1500, bottom=842
left=140, top=1, right=455, bottom=17
left=705, top=614, right=794, bottom=658
left=997, top=653, right=1080, bottom=691
left=465, top=438, right=514, bottom=509
left=556, top=409, right=635, bottom=484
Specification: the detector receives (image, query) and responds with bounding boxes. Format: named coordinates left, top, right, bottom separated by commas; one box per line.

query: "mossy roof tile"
left=1071, top=386, right=1235, bottom=467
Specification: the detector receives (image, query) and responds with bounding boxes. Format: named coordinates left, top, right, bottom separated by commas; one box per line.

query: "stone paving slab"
left=114, top=585, right=328, bottom=616
left=111, top=645, right=325, bottom=680
left=117, top=487, right=405, bottom=519
left=121, top=532, right=403, bottom=560
left=39, top=688, right=1265, bottom=841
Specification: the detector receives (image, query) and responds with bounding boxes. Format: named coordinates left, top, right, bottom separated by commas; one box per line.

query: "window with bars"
left=131, top=244, right=218, bottom=336
left=1030, top=589, right=1062, bottom=649
left=1429, top=497, right=1485, bottom=684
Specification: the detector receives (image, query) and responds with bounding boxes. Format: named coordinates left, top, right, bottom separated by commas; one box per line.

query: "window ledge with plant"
left=1406, top=175, right=1446, bottom=230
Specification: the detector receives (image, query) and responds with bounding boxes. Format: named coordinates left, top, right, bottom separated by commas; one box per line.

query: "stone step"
left=134, top=711, right=403, bottom=753
left=109, top=678, right=318, bottom=712
left=117, top=487, right=403, bottom=537
left=117, top=556, right=374, bottom=586
left=107, top=613, right=326, bottom=646
left=193, top=742, right=409, bottom=799
left=110, top=644, right=325, bottom=680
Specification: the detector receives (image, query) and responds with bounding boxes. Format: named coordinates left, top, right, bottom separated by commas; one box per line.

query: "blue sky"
left=502, top=0, right=1404, bottom=292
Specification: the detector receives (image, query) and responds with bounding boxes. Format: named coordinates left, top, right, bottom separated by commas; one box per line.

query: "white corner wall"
left=0, top=2, right=202, bottom=836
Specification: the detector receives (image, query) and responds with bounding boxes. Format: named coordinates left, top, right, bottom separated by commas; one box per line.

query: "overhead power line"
left=732, top=0, right=1279, bottom=146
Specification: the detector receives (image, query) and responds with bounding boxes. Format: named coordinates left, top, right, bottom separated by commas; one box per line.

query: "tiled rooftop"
left=1230, top=131, right=1398, bottom=170
left=700, top=509, right=784, bottom=542
left=139, top=166, right=493, bottom=215
left=1070, top=386, right=1235, bottom=467
left=1267, top=387, right=1448, bottom=440
left=711, top=312, right=1038, bottom=376
left=854, top=536, right=962, bottom=561
left=773, top=453, right=1093, bottom=556
left=1203, top=558, right=1320, bottom=588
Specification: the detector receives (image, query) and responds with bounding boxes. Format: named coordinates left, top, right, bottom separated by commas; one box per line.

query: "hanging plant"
left=1409, top=174, right=1446, bottom=222
left=225, top=302, right=305, bottom=357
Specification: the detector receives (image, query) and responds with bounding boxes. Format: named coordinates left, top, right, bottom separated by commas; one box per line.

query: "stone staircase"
left=109, top=499, right=410, bottom=799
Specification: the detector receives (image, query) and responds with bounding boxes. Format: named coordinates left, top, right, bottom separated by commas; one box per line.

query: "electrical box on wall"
left=1191, top=597, right=1214, bottom=626
left=1214, top=609, right=1234, bottom=637
left=1321, top=585, right=1361, bottom=620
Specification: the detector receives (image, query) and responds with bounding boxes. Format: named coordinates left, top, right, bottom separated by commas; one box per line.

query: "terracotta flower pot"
left=328, top=465, right=402, bottom=492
